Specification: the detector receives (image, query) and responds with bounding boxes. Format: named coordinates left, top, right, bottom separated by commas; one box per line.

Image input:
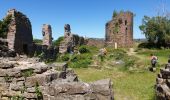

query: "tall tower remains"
left=105, top=11, right=133, bottom=48
left=7, top=9, right=33, bottom=54
left=42, top=24, right=53, bottom=46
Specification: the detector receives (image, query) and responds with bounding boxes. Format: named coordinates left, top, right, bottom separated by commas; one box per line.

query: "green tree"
left=139, top=15, right=170, bottom=47
left=113, top=10, right=118, bottom=18
left=53, top=36, right=64, bottom=46
left=33, top=38, right=43, bottom=44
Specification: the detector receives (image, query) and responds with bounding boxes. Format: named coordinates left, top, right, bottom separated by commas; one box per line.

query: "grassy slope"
left=73, top=48, right=170, bottom=100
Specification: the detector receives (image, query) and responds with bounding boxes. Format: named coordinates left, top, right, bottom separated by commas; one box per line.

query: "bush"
left=79, top=46, right=90, bottom=53
left=138, top=42, right=158, bottom=49
left=110, top=49, right=127, bottom=60
left=69, top=54, right=92, bottom=68
left=61, top=54, right=70, bottom=61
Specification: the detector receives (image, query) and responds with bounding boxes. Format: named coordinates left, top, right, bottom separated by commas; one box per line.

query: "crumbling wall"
left=59, top=24, right=85, bottom=53
left=0, top=57, right=114, bottom=100
left=156, top=64, right=170, bottom=99
left=7, top=9, right=33, bottom=54
left=86, top=38, right=105, bottom=47
left=42, top=24, right=53, bottom=47
left=105, top=11, right=133, bottom=48
left=0, top=38, right=16, bottom=57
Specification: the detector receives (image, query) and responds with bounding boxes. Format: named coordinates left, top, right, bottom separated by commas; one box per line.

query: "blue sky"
left=0, top=0, right=170, bottom=40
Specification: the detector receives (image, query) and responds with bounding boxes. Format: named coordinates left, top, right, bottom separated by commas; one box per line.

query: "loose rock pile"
left=0, top=57, right=113, bottom=100
left=156, top=64, right=170, bottom=99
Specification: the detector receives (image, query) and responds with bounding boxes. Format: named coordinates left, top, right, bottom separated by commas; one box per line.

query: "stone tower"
left=64, top=24, right=71, bottom=37
left=105, top=11, right=133, bottom=48
left=42, top=24, right=53, bottom=46
left=7, top=9, right=33, bottom=54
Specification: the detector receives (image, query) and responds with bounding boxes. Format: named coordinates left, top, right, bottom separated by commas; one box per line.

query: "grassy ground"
left=74, top=68, right=157, bottom=100
left=72, top=47, right=170, bottom=100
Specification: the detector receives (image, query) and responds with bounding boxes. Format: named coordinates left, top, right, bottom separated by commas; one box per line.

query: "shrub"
left=61, top=54, right=70, bottom=61
left=79, top=46, right=90, bottom=53
left=69, top=54, right=92, bottom=68
left=138, top=42, right=158, bottom=49
left=110, top=49, right=127, bottom=60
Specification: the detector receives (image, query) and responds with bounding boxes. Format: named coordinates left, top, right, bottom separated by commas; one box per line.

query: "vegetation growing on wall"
left=0, top=15, right=12, bottom=38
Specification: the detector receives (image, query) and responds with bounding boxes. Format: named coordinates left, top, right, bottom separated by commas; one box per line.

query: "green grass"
left=73, top=48, right=170, bottom=100
left=136, top=49, right=170, bottom=65
left=54, top=45, right=170, bottom=100
left=74, top=68, right=157, bottom=100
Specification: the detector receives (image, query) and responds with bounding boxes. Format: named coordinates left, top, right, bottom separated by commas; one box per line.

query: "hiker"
left=150, top=54, right=158, bottom=68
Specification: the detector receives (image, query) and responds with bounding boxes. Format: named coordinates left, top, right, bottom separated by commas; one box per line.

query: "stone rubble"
left=156, top=64, right=170, bottom=99
left=0, top=57, right=114, bottom=100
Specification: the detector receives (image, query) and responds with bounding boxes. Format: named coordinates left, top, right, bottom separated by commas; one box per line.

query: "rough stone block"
left=25, top=71, right=58, bottom=88
left=23, top=92, right=37, bottom=99
left=10, top=81, right=24, bottom=91
left=90, top=79, right=113, bottom=96
left=51, top=62, right=68, bottom=71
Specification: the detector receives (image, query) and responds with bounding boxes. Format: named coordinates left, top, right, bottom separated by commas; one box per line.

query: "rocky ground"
left=0, top=56, right=113, bottom=100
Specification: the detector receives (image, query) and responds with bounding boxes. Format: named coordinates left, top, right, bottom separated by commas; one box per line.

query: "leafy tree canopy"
left=139, top=15, right=170, bottom=47
left=53, top=36, right=64, bottom=46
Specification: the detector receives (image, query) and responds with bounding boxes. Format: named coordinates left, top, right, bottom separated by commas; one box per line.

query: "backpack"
left=151, top=58, right=157, bottom=64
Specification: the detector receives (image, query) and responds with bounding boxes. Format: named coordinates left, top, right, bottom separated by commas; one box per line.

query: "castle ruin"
left=7, top=9, right=33, bottom=54
left=59, top=24, right=85, bottom=53
left=105, top=11, right=133, bottom=48
left=42, top=24, right=53, bottom=47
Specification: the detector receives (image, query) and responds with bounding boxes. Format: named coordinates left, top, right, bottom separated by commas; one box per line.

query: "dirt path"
left=127, top=48, right=136, bottom=56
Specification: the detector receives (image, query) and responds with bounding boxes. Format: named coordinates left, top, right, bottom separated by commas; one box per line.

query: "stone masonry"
left=86, top=38, right=105, bottom=48
left=7, top=9, right=33, bottom=54
left=59, top=24, right=85, bottom=53
left=0, top=57, right=114, bottom=100
left=105, top=11, right=133, bottom=48
left=42, top=24, right=53, bottom=47
left=0, top=38, right=16, bottom=57
left=156, top=64, right=170, bottom=99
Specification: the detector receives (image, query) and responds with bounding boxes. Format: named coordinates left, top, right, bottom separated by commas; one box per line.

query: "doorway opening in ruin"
left=125, top=20, right=127, bottom=25
left=23, top=44, right=28, bottom=55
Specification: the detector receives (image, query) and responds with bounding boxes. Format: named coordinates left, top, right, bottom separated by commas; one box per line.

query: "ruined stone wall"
left=156, top=64, right=170, bottom=99
left=0, top=57, right=113, bottom=100
left=7, top=9, right=33, bottom=54
left=59, top=24, right=85, bottom=53
left=0, top=38, right=16, bottom=57
left=42, top=24, right=53, bottom=47
left=86, top=38, right=105, bottom=47
left=105, top=11, right=133, bottom=48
